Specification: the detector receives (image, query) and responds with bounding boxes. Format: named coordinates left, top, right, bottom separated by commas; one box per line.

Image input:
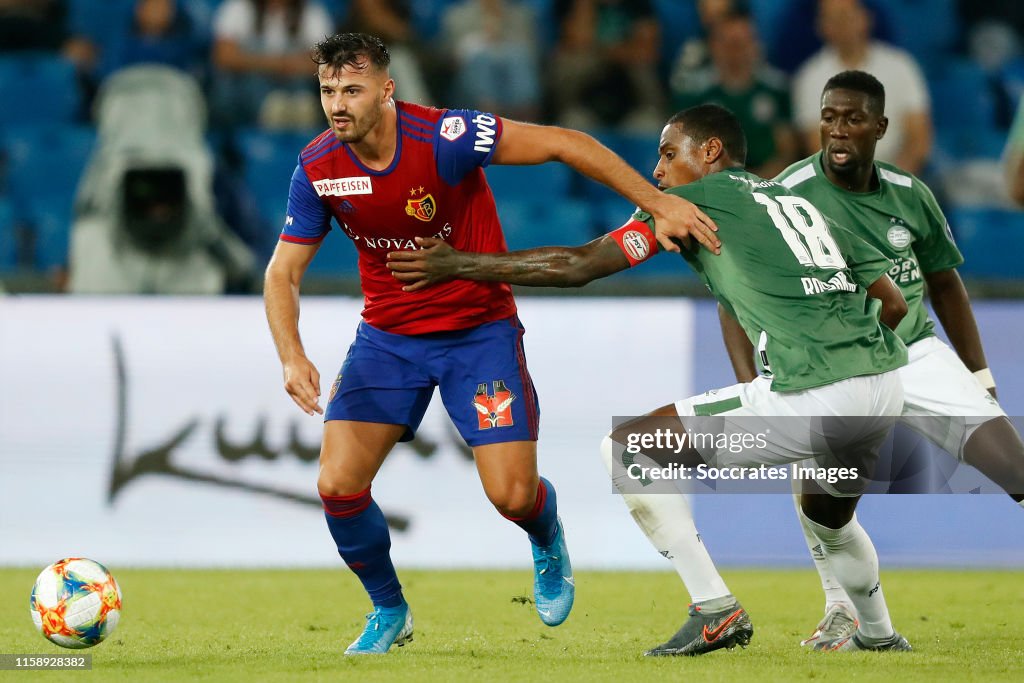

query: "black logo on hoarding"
left=106, top=336, right=475, bottom=531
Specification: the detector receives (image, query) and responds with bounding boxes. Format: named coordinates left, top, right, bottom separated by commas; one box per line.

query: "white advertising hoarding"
left=0, top=296, right=694, bottom=568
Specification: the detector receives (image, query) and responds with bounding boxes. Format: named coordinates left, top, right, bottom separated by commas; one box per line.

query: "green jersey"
left=775, top=153, right=963, bottom=345
left=637, top=168, right=907, bottom=392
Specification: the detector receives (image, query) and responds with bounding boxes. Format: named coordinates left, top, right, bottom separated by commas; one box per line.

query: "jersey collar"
left=812, top=152, right=885, bottom=199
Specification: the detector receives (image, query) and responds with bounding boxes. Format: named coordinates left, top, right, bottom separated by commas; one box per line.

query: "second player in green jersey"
left=386, top=104, right=913, bottom=655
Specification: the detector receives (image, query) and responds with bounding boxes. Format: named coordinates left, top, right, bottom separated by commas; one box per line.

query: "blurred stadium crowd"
left=2, top=0, right=1024, bottom=294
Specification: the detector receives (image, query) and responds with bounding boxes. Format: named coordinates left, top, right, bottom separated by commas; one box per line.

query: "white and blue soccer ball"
left=30, top=558, right=122, bottom=648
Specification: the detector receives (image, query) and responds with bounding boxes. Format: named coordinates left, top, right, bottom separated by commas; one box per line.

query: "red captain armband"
left=609, top=219, right=659, bottom=267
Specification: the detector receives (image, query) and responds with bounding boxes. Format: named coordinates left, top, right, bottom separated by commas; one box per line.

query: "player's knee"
left=490, top=479, right=538, bottom=518
left=317, top=468, right=372, bottom=497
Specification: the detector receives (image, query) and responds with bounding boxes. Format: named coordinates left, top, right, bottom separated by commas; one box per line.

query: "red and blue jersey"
left=281, top=101, right=517, bottom=335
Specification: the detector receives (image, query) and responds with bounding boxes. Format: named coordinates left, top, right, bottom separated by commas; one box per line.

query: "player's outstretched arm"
left=264, top=241, right=324, bottom=416
left=866, top=274, right=909, bottom=331
left=925, top=268, right=994, bottom=396
left=492, top=120, right=720, bottom=255
left=387, top=235, right=630, bottom=292
left=717, top=304, right=757, bottom=382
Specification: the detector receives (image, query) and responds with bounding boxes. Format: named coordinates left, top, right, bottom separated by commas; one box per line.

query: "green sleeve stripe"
left=879, top=167, right=913, bottom=188
left=693, top=396, right=743, bottom=416
left=779, top=163, right=816, bottom=188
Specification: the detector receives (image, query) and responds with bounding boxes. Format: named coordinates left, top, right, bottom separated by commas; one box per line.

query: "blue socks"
left=505, top=477, right=559, bottom=546
left=321, top=487, right=404, bottom=609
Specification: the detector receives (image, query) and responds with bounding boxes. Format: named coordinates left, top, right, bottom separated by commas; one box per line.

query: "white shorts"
left=673, top=372, right=904, bottom=495
left=899, top=336, right=1006, bottom=459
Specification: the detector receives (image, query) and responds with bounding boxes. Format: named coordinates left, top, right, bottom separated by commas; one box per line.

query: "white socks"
left=798, top=506, right=894, bottom=639
left=601, top=434, right=730, bottom=603
left=792, top=492, right=853, bottom=610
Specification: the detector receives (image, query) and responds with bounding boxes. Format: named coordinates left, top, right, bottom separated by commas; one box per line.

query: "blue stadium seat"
left=499, top=198, right=594, bottom=251
left=885, top=0, right=958, bottom=66
left=934, top=127, right=1007, bottom=161
left=25, top=202, right=72, bottom=270
left=68, top=0, right=134, bottom=43
left=410, top=0, right=457, bottom=40
left=520, top=0, right=556, bottom=47
left=0, top=198, right=15, bottom=270
left=610, top=132, right=661, bottom=179
left=577, top=130, right=660, bottom=204
left=929, top=60, right=995, bottom=129
left=3, top=125, right=95, bottom=197
left=236, top=128, right=308, bottom=209
left=748, top=0, right=792, bottom=52
left=484, top=163, right=572, bottom=203
left=948, top=207, right=1024, bottom=279
left=3, top=125, right=95, bottom=269
left=652, top=0, right=700, bottom=63
left=0, top=54, right=81, bottom=126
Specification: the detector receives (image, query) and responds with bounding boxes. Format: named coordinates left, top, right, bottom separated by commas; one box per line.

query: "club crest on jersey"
left=887, top=217, right=911, bottom=248
left=473, top=380, right=516, bottom=429
left=406, top=192, right=436, bottom=222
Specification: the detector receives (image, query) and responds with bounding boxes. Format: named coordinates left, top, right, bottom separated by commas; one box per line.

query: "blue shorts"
left=325, top=316, right=540, bottom=447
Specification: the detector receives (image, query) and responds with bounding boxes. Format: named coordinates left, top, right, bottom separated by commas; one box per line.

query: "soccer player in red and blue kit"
left=263, top=32, right=721, bottom=655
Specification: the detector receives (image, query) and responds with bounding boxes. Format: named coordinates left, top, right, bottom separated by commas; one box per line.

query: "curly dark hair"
left=311, top=32, right=390, bottom=74
left=668, top=104, right=748, bottom=166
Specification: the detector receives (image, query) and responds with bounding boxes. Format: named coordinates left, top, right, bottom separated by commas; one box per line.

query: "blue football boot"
left=531, top=518, right=574, bottom=626
left=344, top=602, right=414, bottom=655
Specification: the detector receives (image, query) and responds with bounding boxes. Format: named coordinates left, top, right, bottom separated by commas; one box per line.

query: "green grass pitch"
left=2, top=568, right=1023, bottom=682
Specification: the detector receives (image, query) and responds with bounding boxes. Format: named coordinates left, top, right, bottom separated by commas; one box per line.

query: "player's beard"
left=332, top=102, right=383, bottom=143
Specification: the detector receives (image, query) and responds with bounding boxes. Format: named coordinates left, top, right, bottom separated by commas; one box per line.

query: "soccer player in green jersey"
left=387, top=104, right=914, bottom=655
left=731, top=70, right=1024, bottom=648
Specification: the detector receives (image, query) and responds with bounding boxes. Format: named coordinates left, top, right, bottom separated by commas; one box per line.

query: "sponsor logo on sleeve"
left=440, top=116, right=466, bottom=141
left=472, top=113, right=497, bottom=153
left=312, top=176, right=373, bottom=197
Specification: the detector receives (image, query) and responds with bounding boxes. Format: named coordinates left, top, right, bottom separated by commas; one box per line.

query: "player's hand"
left=386, top=237, right=461, bottom=292
left=282, top=355, right=323, bottom=416
left=649, top=194, right=720, bottom=254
